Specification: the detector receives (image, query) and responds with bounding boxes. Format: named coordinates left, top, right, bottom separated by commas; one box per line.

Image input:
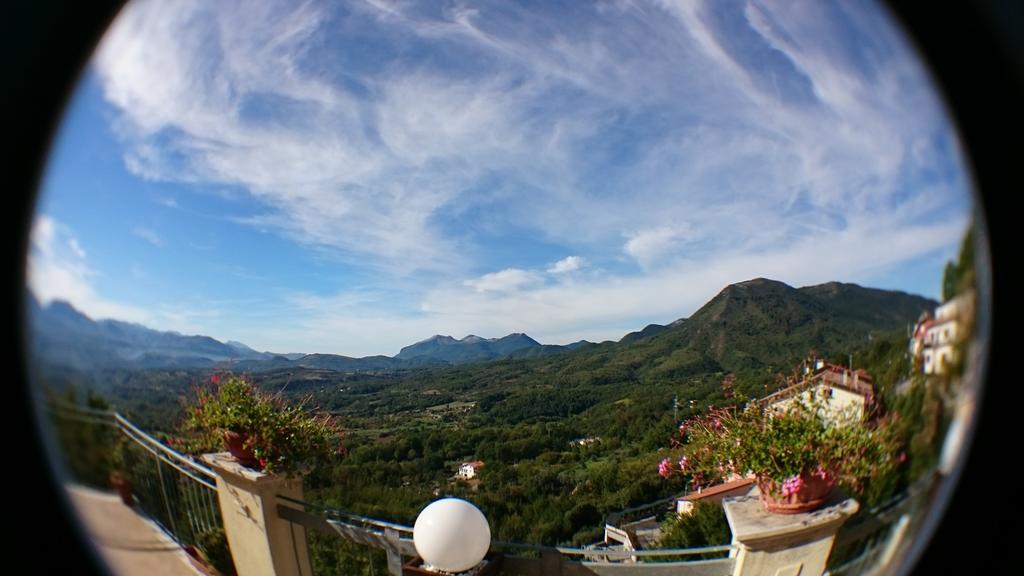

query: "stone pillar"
left=202, top=453, right=313, bottom=576
left=723, top=490, right=859, bottom=576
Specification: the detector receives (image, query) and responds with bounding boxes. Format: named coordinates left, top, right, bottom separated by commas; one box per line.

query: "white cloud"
left=464, top=268, right=540, bottom=293
left=27, top=216, right=225, bottom=336
left=624, top=226, right=692, bottom=269
left=547, top=256, right=584, bottom=274
left=28, top=216, right=150, bottom=323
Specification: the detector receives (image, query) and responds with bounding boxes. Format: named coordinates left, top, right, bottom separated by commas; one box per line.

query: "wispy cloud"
left=94, top=1, right=963, bottom=266
left=155, top=196, right=178, bottom=209
left=78, top=0, right=972, bottom=354
left=132, top=226, right=165, bottom=247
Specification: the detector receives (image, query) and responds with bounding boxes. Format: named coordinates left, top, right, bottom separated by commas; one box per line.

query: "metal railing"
left=113, top=412, right=224, bottom=546
left=45, top=398, right=225, bottom=556
left=277, top=496, right=736, bottom=576
left=604, top=487, right=687, bottom=530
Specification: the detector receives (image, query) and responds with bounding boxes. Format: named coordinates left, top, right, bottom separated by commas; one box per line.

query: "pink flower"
left=678, top=456, right=688, bottom=471
left=211, top=373, right=221, bottom=384
left=658, top=458, right=672, bottom=478
left=781, top=474, right=805, bottom=498
left=712, top=417, right=721, bottom=429
left=898, top=452, right=908, bottom=464
left=678, top=423, right=689, bottom=437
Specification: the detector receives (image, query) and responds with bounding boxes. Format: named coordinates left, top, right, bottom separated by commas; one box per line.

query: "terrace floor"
left=66, top=484, right=205, bottom=576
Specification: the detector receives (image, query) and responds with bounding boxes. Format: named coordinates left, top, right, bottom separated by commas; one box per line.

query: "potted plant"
left=659, top=390, right=903, bottom=514
left=183, top=373, right=343, bottom=476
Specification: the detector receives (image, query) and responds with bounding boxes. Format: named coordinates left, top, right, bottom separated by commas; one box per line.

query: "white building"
left=457, top=461, right=484, bottom=480
left=763, top=362, right=874, bottom=424
left=910, top=291, right=974, bottom=375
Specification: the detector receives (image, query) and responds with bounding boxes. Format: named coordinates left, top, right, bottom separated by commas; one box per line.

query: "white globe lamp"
left=413, top=498, right=491, bottom=573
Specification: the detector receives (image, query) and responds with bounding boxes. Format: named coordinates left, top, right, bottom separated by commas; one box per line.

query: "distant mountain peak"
left=396, top=331, right=543, bottom=364
left=731, top=278, right=794, bottom=290
left=499, top=332, right=539, bottom=343
left=408, top=334, right=458, bottom=346
left=46, top=299, right=88, bottom=317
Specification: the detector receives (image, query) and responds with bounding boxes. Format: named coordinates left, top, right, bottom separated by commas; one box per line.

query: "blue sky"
left=28, top=0, right=973, bottom=357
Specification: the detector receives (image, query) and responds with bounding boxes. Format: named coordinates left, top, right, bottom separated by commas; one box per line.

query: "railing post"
left=877, top=513, right=911, bottom=568
left=723, top=492, right=859, bottom=576
left=384, top=527, right=403, bottom=576
left=202, top=453, right=313, bottom=576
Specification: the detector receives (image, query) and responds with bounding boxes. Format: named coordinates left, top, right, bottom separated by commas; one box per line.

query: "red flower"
left=211, top=373, right=221, bottom=384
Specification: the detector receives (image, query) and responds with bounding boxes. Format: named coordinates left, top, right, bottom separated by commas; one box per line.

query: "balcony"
left=47, top=399, right=928, bottom=576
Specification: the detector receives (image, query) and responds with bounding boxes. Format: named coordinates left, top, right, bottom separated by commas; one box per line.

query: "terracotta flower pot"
left=756, top=470, right=835, bottom=514
left=223, top=431, right=259, bottom=467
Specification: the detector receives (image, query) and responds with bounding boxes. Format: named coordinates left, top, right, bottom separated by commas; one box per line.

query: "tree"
left=941, top=260, right=957, bottom=302
left=657, top=500, right=731, bottom=554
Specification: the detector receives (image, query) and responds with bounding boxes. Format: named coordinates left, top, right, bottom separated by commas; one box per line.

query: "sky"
left=28, top=0, right=974, bottom=357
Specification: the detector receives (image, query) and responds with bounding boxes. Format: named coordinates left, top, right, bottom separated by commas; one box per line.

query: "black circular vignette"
left=8, top=2, right=126, bottom=575
left=883, top=2, right=1017, bottom=572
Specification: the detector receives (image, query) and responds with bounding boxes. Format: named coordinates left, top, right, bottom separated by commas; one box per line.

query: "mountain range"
left=25, top=278, right=936, bottom=374
left=25, top=294, right=589, bottom=372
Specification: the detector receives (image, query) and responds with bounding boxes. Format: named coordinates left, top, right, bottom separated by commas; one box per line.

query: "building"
left=762, top=360, right=874, bottom=424
left=910, top=290, right=974, bottom=375
left=457, top=461, right=485, bottom=480
left=675, top=475, right=757, bottom=516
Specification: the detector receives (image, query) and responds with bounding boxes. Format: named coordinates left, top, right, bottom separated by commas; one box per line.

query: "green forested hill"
left=622, top=278, right=934, bottom=378
left=264, top=277, right=935, bottom=442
